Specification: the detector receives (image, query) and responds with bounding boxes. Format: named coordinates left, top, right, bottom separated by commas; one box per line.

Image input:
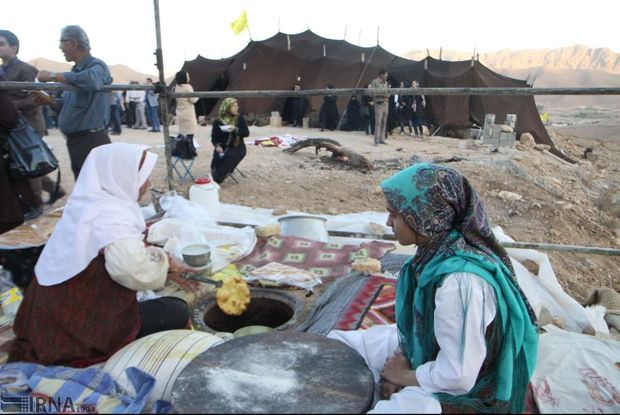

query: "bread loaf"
left=351, top=258, right=382, bottom=274
left=255, top=223, right=281, bottom=238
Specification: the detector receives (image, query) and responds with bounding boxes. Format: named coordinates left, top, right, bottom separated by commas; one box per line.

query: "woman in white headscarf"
left=9, top=143, right=192, bottom=367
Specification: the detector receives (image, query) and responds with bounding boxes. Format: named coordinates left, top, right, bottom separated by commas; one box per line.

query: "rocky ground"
left=44, top=116, right=620, bottom=302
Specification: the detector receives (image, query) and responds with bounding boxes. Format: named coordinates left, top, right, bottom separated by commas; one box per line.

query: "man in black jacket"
left=0, top=29, right=65, bottom=204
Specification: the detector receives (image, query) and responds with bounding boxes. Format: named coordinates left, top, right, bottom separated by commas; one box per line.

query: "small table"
left=172, top=331, right=375, bottom=414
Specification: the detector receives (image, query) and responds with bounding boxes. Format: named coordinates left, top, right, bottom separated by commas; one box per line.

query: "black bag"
left=168, top=97, right=177, bottom=116
left=168, top=85, right=177, bottom=116
left=171, top=135, right=197, bottom=159
left=1, top=117, right=59, bottom=179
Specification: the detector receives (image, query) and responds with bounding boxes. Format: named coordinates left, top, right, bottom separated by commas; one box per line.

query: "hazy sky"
left=4, top=0, right=619, bottom=76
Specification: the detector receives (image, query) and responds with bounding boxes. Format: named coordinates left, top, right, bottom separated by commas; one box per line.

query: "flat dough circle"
left=216, top=276, right=251, bottom=316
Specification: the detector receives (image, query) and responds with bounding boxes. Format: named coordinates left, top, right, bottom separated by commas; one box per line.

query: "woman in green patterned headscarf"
left=328, top=163, right=538, bottom=413
left=210, top=98, right=249, bottom=184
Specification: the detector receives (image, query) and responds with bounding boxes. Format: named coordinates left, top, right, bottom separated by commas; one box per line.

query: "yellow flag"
left=230, top=9, right=249, bottom=36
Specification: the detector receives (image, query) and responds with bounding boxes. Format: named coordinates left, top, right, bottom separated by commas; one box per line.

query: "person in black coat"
left=319, top=84, right=339, bottom=131
left=0, top=83, right=42, bottom=233
left=210, top=98, right=250, bottom=184
left=411, top=80, right=426, bottom=137
left=361, top=83, right=375, bottom=135
left=282, top=83, right=309, bottom=127
left=342, top=95, right=363, bottom=131
left=398, top=81, right=414, bottom=134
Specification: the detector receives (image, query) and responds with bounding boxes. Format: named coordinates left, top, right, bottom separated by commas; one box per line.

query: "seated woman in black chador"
left=210, top=98, right=249, bottom=184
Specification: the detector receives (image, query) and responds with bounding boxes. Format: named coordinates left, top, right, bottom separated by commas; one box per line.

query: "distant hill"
left=498, top=67, right=620, bottom=109
left=404, top=45, right=620, bottom=109
left=27, top=57, right=157, bottom=85
left=405, top=45, right=620, bottom=74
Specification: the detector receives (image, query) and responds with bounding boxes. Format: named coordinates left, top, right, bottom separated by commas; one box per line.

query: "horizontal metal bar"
left=224, top=225, right=620, bottom=256
left=171, top=87, right=620, bottom=98
left=0, top=81, right=154, bottom=91
left=2, top=82, right=620, bottom=97
left=500, top=241, right=620, bottom=256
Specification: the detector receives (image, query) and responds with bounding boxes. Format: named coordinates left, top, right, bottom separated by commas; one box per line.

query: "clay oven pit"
left=192, top=288, right=304, bottom=334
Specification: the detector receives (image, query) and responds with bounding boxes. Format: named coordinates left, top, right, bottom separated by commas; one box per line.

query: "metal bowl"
left=278, top=215, right=328, bottom=242
left=182, top=244, right=211, bottom=267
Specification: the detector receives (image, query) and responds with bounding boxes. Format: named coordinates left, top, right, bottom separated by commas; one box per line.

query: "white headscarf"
left=35, top=143, right=158, bottom=286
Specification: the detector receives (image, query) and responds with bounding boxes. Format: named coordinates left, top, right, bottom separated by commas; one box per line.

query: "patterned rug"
left=235, top=236, right=395, bottom=281
left=359, top=283, right=397, bottom=329
left=333, top=276, right=395, bottom=331
left=347, top=252, right=407, bottom=330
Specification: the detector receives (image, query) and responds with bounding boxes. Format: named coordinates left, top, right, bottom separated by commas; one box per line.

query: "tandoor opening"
left=203, top=297, right=294, bottom=333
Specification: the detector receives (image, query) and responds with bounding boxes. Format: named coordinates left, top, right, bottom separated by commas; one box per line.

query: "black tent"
left=181, top=30, right=561, bottom=156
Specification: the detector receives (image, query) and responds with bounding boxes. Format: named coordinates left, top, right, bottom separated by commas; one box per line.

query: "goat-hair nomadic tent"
left=181, top=30, right=558, bottom=155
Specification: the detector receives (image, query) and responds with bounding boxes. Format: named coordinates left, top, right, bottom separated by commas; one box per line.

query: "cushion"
left=102, top=330, right=223, bottom=407
left=530, top=326, right=620, bottom=413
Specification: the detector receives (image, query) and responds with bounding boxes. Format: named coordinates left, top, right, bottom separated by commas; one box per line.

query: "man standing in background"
left=145, top=77, right=160, bottom=132
left=108, top=90, right=123, bottom=135
left=34, top=25, right=112, bottom=179
left=126, top=81, right=147, bottom=130
left=0, top=29, right=65, bottom=204
left=369, top=69, right=389, bottom=146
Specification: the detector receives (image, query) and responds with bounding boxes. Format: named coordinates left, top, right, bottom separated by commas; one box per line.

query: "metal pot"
left=182, top=244, right=211, bottom=267
left=278, top=215, right=328, bottom=242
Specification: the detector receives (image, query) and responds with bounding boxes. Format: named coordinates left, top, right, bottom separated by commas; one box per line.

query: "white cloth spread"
left=35, top=143, right=157, bottom=286
left=328, top=272, right=496, bottom=414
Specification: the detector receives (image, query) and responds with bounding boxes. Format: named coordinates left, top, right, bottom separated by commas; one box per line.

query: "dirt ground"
left=43, top=115, right=620, bottom=302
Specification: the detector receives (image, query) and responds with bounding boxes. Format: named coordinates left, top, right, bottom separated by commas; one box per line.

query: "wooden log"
left=284, top=139, right=373, bottom=171
left=283, top=138, right=342, bottom=153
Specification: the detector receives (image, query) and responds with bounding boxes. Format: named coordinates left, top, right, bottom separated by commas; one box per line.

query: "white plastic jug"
left=189, top=177, right=220, bottom=217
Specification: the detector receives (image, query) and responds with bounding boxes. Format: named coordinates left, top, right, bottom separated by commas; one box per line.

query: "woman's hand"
left=167, top=254, right=192, bottom=274
left=166, top=254, right=201, bottom=291
left=381, top=351, right=418, bottom=387
left=215, top=145, right=224, bottom=154
left=380, top=379, right=403, bottom=400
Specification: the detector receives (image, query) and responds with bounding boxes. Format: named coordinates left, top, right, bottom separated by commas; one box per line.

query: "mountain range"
left=28, top=45, right=620, bottom=109
left=404, top=45, right=620, bottom=108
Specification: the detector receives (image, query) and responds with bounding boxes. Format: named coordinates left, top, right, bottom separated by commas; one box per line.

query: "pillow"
left=530, top=327, right=620, bottom=413
left=102, top=330, right=223, bottom=407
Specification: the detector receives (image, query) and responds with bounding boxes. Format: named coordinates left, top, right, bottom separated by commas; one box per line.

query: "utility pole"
left=152, top=0, right=173, bottom=190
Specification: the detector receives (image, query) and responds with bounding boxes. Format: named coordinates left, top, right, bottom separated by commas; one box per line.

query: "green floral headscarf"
left=381, top=163, right=538, bottom=413
left=218, top=97, right=238, bottom=125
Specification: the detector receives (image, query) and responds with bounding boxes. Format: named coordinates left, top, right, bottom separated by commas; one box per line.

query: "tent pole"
left=152, top=0, right=174, bottom=191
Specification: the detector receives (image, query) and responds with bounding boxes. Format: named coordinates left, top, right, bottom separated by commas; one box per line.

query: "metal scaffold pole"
left=153, top=0, right=174, bottom=190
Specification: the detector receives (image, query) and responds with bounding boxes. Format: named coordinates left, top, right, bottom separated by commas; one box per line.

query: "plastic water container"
left=189, top=177, right=220, bottom=217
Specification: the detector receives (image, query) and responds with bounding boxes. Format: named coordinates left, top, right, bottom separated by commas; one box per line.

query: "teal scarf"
left=381, top=163, right=538, bottom=413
